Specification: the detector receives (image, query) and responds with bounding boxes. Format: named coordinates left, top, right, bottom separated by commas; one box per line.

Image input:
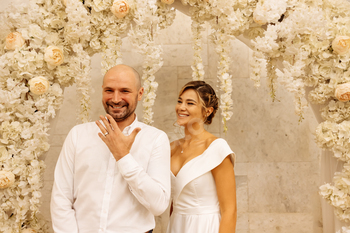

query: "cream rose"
left=332, top=36, right=350, bottom=56
left=29, top=76, right=50, bottom=95
left=62, top=0, right=67, bottom=6
left=253, top=15, right=267, bottom=25
left=44, top=46, right=64, bottom=67
left=22, top=229, right=36, bottom=233
left=0, top=171, right=15, bottom=189
left=335, top=83, right=350, bottom=102
left=5, top=32, right=25, bottom=50
left=161, top=0, right=174, bottom=4
left=111, top=0, right=130, bottom=19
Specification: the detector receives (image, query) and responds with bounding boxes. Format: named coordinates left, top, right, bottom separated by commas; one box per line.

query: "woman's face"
left=175, top=89, right=205, bottom=127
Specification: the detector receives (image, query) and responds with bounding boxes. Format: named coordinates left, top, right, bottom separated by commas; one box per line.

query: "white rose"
left=332, top=36, right=350, bottom=56
left=0, top=171, right=15, bottom=189
left=335, top=83, right=350, bottom=102
left=44, top=46, right=64, bottom=68
left=22, top=229, right=36, bottom=233
left=253, top=15, right=267, bottom=25
left=161, top=0, right=174, bottom=4
left=28, top=76, right=50, bottom=95
left=5, top=32, right=25, bottom=50
left=111, top=0, right=130, bottom=19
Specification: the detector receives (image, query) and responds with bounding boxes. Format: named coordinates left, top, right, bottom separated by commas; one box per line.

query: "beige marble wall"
left=1, top=2, right=323, bottom=232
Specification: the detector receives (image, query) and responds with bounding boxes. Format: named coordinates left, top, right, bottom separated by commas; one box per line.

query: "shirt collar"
left=122, top=115, right=139, bottom=136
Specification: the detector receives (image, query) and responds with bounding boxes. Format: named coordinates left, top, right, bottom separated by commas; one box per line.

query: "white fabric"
left=50, top=117, right=171, bottom=233
left=166, top=138, right=235, bottom=233
left=320, top=150, right=346, bottom=233
left=305, top=96, right=349, bottom=232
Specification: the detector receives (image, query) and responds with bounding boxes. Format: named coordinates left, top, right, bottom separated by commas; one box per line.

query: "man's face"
left=102, top=69, right=143, bottom=122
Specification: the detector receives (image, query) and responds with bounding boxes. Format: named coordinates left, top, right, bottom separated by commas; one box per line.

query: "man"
left=51, top=65, right=170, bottom=233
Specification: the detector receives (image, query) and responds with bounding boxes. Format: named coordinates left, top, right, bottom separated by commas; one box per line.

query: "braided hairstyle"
left=178, top=81, right=219, bottom=124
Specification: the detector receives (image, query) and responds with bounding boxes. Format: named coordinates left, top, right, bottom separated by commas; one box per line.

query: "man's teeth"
left=111, top=105, right=124, bottom=109
left=179, top=114, right=187, bottom=117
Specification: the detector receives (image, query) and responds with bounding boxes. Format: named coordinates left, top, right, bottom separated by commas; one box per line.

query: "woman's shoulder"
left=204, top=133, right=219, bottom=147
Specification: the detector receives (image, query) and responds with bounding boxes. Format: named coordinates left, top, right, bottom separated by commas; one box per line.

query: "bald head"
left=103, top=64, right=141, bottom=90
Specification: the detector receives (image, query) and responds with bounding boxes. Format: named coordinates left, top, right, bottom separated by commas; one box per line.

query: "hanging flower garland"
left=190, top=7, right=205, bottom=81
left=128, top=0, right=175, bottom=124
left=212, top=28, right=233, bottom=132
left=65, top=0, right=92, bottom=123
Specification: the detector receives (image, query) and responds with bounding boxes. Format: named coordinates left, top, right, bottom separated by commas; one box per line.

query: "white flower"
left=0, top=171, right=15, bottom=189
left=161, top=0, right=174, bottom=4
left=62, top=0, right=67, bottom=6
left=29, top=76, right=50, bottom=95
left=22, top=229, right=36, bottom=233
left=335, top=83, right=350, bottom=102
left=332, top=36, right=350, bottom=56
left=111, top=0, right=130, bottom=19
left=93, top=0, right=110, bottom=12
left=5, top=32, right=25, bottom=50
left=253, top=0, right=287, bottom=25
left=0, top=146, right=10, bottom=161
left=44, top=46, right=64, bottom=68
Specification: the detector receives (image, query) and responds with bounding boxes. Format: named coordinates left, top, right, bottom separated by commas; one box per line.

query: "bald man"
left=51, top=65, right=170, bottom=233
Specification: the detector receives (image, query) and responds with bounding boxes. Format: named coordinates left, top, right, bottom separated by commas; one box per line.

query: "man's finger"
left=105, top=114, right=122, bottom=134
left=129, top=127, right=141, bottom=140
left=99, top=115, right=114, bottom=133
left=95, top=120, right=108, bottom=134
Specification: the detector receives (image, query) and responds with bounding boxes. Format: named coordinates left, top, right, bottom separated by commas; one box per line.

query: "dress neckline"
left=171, top=138, right=220, bottom=178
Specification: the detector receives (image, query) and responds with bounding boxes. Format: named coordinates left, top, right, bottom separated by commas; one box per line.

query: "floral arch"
left=0, top=0, right=350, bottom=232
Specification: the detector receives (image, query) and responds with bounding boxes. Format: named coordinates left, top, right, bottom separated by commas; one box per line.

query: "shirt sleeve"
left=50, top=128, right=79, bottom=233
left=117, top=131, right=171, bottom=216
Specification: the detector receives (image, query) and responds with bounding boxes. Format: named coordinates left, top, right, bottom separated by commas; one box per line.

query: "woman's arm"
left=212, top=155, right=237, bottom=233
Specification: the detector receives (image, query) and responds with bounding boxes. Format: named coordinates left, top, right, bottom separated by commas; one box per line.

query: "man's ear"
left=138, top=87, right=144, bottom=101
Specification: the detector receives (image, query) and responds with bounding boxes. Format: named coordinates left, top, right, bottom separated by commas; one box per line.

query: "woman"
left=167, top=81, right=237, bottom=233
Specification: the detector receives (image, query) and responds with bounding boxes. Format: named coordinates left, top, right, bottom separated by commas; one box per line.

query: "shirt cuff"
left=116, top=153, right=140, bottom=176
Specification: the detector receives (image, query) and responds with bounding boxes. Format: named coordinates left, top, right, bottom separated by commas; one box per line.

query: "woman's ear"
left=206, top=107, right=214, bottom=117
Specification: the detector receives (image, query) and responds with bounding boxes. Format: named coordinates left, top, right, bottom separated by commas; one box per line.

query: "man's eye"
left=177, top=100, right=182, bottom=103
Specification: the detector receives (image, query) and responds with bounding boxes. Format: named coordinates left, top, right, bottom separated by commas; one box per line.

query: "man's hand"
left=95, top=114, right=141, bottom=161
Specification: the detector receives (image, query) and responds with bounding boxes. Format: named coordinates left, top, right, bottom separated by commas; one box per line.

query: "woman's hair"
left=179, top=81, right=219, bottom=125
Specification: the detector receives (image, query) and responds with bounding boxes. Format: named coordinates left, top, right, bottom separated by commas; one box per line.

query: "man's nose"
left=112, top=92, right=121, bottom=103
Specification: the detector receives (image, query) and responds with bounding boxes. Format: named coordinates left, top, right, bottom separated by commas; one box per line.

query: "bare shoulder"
left=205, top=133, right=219, bottom=147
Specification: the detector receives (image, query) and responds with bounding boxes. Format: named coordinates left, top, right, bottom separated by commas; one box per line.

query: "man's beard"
left=105, top=100, right=136, bottom=122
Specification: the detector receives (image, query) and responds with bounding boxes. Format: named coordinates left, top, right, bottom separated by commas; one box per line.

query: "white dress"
left=167, top=138, right=235, bottom=233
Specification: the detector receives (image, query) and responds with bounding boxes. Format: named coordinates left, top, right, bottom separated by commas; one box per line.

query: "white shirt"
left=50, top=117, right=171, bottom=233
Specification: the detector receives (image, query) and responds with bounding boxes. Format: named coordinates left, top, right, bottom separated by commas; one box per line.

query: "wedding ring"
left=104, top=132, right=109, bottom=136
